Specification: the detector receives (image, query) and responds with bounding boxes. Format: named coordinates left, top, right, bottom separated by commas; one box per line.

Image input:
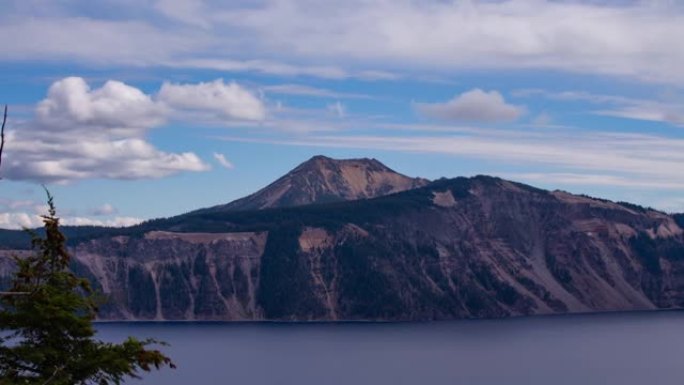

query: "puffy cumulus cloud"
left=417, top=89, right=524, bottom=122
left=6, top=138, right=209, bottom=182
left=158, top=79, right=266, bottom=120
left=212, top=153, right=234, bottom=169
left=1, top=76, right=248, bottom=183
left=0, top=198, right=49, bottom=228
left=34, top=77, right=167, bottom=137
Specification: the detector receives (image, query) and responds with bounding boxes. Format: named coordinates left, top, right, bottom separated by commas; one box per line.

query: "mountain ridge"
left=0, top=157, right=682, bottom=322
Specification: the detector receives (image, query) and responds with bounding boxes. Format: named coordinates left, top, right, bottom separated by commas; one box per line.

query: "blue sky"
left=1, top=0, right=683, bottom=228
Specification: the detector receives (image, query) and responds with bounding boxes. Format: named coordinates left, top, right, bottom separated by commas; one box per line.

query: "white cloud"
left=3, top=1, right=684, bottom=84
left=61, top=216, right=143, bottom=227
left=417, top=89, right=524, bottom=122
left=212, top=153, right=234, bottom=169
left=596, top=107, right=684, bottom=126
left=158, top=79, right=266, bottom=121
left=0, top=210, right=143, bottom=229
left=0, top=16, right=202, bottom=65
left=89, top=203, right=118, bottom=216
left=0, top=212, right=44, bottom=229
left=205, top=0, right=684, bottom=85
left=35, top=77, right=167, bottom=137
left=4, top=77, right=210, bottom=183
left=0, top=196, right=140, bottom=229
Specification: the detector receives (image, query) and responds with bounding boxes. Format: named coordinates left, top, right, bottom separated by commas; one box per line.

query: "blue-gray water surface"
left=97, top=312, right=684, bottom=385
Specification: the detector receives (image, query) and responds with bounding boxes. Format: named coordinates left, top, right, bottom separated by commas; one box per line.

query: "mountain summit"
left=203, top=155, right=429, bottom=212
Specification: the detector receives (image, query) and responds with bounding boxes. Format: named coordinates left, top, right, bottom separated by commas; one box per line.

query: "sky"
left=1, top=0, right=683, bottom=229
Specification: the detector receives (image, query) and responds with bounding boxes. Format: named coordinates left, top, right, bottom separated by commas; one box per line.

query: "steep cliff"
left=34, top=175, right=684, bottom=321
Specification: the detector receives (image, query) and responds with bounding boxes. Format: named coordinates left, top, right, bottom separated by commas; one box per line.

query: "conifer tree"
left=0, top=191, right=174, bottom=384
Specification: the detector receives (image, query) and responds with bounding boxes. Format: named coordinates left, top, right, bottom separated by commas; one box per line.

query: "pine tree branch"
left=40, top=366, right=64, bottom=385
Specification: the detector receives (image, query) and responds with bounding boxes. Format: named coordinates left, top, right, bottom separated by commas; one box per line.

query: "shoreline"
left=93, top=307, right=684, bottom=325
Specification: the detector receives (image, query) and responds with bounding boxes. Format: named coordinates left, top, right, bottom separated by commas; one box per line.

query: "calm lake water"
left=96, top=312, right=684, bottom=385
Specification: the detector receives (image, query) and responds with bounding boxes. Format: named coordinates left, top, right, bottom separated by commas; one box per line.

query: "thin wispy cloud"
left=216, top=127, right=684, bottom=190
left=263, top=84, right=372, bottom=99
left=2, top=1, right=684, bottom=84
left=515, top=89, right=684, bottom=127
left=212, top=153, right=235, bottom=169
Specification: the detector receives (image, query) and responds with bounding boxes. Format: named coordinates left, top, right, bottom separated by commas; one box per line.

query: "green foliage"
left=0, top=192, right=174, bottom=384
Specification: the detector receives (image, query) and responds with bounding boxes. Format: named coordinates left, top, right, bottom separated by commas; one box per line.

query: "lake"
left=96, top=312, right=684, bottom=385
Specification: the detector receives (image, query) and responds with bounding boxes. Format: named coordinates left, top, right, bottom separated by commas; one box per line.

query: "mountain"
left=1, top=159, right=683, bottom=321
left=195, top=155, right=429, bottom=213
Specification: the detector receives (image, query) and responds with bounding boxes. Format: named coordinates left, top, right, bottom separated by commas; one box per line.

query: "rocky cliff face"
left=47, top=176, right=684, bottom=321
left=71, top=232, right=267, bottom=320
left=196, top=155, right=429, bottom=213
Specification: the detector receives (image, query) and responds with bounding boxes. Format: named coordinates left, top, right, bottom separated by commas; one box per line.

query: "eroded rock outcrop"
left=71, top=231, right=267, bottom=320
